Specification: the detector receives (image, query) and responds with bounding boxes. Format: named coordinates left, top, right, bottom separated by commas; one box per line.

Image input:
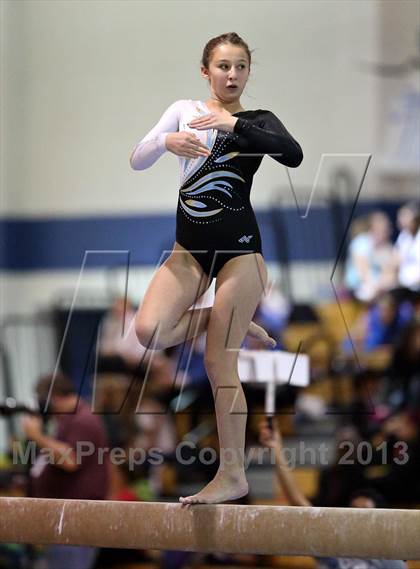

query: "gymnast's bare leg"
left=179, top=251, right=268, bottom=506
left=135, top=241, right=276, bottom=351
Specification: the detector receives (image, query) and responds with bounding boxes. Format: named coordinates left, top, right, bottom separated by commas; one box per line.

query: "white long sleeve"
left=130, top=99, right=183, bottom=170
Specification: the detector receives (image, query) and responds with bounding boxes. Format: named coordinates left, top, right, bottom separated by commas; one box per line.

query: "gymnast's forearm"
left=130, top=133, right=169, bottom=170
left=233, top=117, right=303, bottom=167
left=130, top=100, right=181, bottom=170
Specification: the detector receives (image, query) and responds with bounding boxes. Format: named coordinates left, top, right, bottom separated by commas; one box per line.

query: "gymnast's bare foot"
left=179, top=469, right=249, bottom=507
left=247, top=321, right=277, bottom=348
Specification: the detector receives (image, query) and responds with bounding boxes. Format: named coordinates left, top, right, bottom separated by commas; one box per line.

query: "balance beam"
left=1, top=498, right=419, bottom=559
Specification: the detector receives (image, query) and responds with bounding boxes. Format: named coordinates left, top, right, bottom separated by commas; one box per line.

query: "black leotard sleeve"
left=233, top=111, right=303, bottom=168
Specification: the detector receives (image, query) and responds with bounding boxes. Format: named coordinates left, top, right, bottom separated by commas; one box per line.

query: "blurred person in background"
left=391, top=201, right=420, bottom=299
left=383, top=320, right=420, bottom=414
left=341, top=290, right=413, bottom=354
left=310, top=424, right=366, bottom=507
left=344, top=212, right=395, bottom=303
left=172, top=332, right=216, bottom=431
left=368, top=410, right=420, bottom=506
left=252, top=284, right=290, bottom=345
left=96, top=433, right=159, bottom=569
left=21, top=373, right=109, bottom=569
left=98, top=295, right=174, bottom=392
left=348, top=369, right=389, bottom=440
left=98, top=296, right=144, bottom=373
left=93, top=373, right=137, bottom=450
left=131, top=393, right=178, bottom=496
left=344, top=215, right=370, bottom=297
left=259, top=418, right=407, bottom=569
left=94, top=370, right=177, bottom=498
left=94, top=374, right=171, bottom=568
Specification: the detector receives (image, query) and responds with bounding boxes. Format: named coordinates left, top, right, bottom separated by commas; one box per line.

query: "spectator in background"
left=252, top=285, right=290, bottom=345
left=344, top=212, right=395, bottom=303
left=21, top=373, right=109, bottom=569
left=96, top=435, right=158, bottom=569
left=342, top=291, right=413, bottom=354
left=98, top=296, right=143, bottom=372
left=259, top=418, right=407, bottom=569
left=94, top=369, right=177, bottom=498
left=344, top=215, right=370, bottom=296
left=349, top=369, right=388, bottom=440
left=172, top=333, right=216, bottom=431
left=93, top=373, right=138, bottom=449
left=384, top=320, right=420, bottom=413
left=98, top=296, right=174, bottom=391
left=369, top=410, right=420, bottom=506
left=311, top=424, right=366, bottom=507
left=392, top=201, right=420, bottom=297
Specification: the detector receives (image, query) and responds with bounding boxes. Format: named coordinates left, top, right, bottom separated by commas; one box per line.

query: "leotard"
left=130, top=99, right=303, bottom=279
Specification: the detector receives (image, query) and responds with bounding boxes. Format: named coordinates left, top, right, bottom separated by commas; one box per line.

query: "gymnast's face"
left=202, top=43, right=250, bottom=104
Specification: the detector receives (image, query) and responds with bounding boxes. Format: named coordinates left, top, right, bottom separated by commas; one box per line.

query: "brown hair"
left=36, top=372, right=76, bottom=398
left=201, top=32, right=253, bottom=70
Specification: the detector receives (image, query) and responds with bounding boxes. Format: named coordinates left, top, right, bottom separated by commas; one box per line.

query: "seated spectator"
left=253, top=285, right=290, bottom=343
left=96, top=456, right=158, bottom=568
left=259, top=418, right=408, bottom=568
left=342, top=291, right=412, bottom=353
left=392, top=201, right=420, bottom=296
left=173, top=332, right=209, bottom=388
left=95, top=366, right=178, bottom=497
left=344, top=212, right=395, bottom=302
left=344, top=215, right=370, bottom=294
left=98, top=296, right=174, bottom=389
left=104, top=418, right=157, bottom=504
left=171, top=333, right=217, bottom=432
left=21, top=372, right=109, bottom=569
left=310, top=424, right=366, bottom=507
left=348, top=370, right=388, bottom=439
left=94, top=372, right=172, bottom=511
left=119, top=367, right=178, bottom=496
left=384, top=320, right=420, bottom=413
left=93, top=373, right=138, bottom=449
left=369, top=410, right=420, bottom=506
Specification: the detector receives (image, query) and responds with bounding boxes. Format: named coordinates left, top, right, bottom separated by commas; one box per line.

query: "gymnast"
left=130, top=32, right=303, bottom=506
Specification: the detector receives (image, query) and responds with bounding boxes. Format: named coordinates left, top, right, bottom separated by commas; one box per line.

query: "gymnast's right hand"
left=166, top=132, right=211, bottom=159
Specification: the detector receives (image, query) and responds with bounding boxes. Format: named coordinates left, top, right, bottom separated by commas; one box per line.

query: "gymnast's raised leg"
left=135, top=242, right=275, bottom=351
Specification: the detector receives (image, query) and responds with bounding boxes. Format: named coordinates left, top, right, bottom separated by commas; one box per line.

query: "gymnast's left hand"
left=187, top=107, right=238, bottom=133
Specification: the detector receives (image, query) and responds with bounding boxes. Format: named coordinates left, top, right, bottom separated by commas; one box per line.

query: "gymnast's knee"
left=204, top=352, right=237, bottom=381
left=135, top=319, right=171, bottom=350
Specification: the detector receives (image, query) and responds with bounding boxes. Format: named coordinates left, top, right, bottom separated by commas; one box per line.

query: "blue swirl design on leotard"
left=179, top=170, right=245, bottom=219
left=179, top=106, right=246, bottom=224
